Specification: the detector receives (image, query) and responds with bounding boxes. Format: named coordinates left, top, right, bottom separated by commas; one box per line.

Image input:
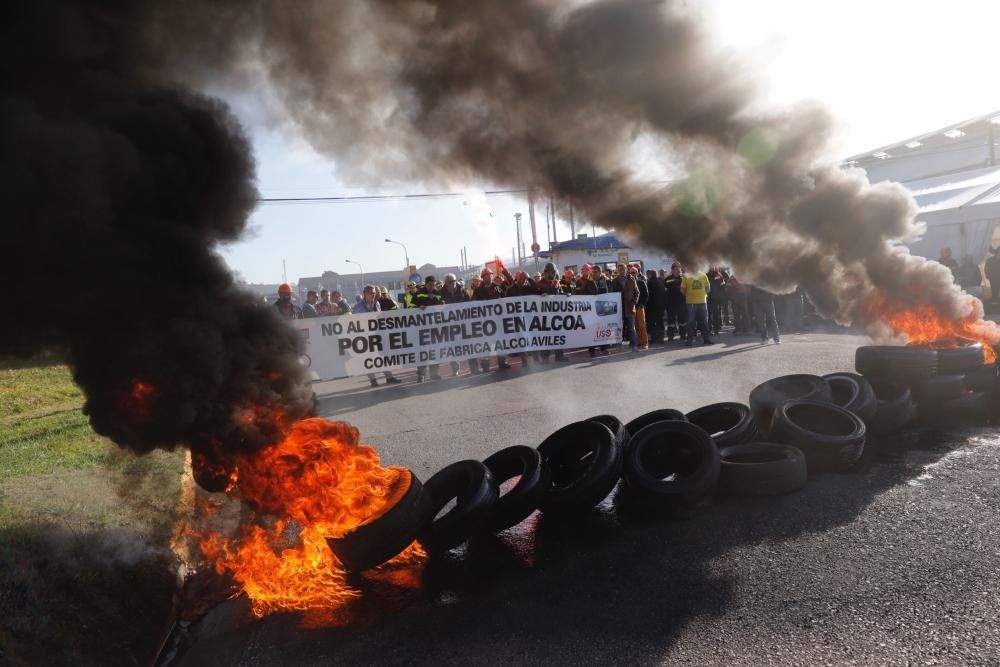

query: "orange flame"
left=868, top=294, right=1000, bottom=364
left=131, top=381, right=155, bottom=401
left=194, top=418, right=426, bottom=618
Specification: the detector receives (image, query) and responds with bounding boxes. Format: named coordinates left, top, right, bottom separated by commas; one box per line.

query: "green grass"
left=0, top=361, right=187, bottom=664
left=0, top=363, right=82, bottom=416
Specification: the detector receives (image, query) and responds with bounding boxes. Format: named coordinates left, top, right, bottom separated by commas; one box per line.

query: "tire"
left=964, top=364, right=998, bottom=393
left=587, top=414, right=629, bottom=450
left=919, top=391, right=989, bottom=424
left=822, top=372, right=878, bottom=423
left=855, top=345, right=938, bottom=381
left=537, top=421, right=623, bottom=513
left=327, top=469, right=434, bottom=571
left=909, top=374, right=966, bottom=404
left=771, top=399, right=866, bottom=473
left=867, top=379, right=916, bottom=435
left=482, top=445, right=550, bottom=532
left=420, top=460, right=500, bottom=552
left=749, top=374, right=833, bottom=433
left=622, top=420, right=719, bottom=506
left=625, top=409, right=686, bottom=439
left=685, top=402, right=758, bottom=449
left=718, top=442, right=807, bottom=497
left=932, top=342, right=985, bottom=374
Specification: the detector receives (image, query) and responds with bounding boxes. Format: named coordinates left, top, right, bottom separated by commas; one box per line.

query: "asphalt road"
left=170, top=330, right=1000, bottom=666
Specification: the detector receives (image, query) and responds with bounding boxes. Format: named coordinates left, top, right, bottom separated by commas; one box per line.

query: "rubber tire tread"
left=867, top=379, right=916, bottom=435
left=685, top=402, right=758, bottom=449
left=771, top=399, right=866, bottom=473
left=822, top=372, right=878, bottom=423
left=622, top=420, right=720, bottom=506
left=909, top=374, right=966, bottom=404
left=964, top=364, right=998, bottom=393
left=587, top=414, right=629, bottom=450
left=420, top=460, right=500, bottom=552
left=537, top=421, right=623, bottom=514
left=625, top=409, right=686, bottom=440
left=855, top=345, right=938, bottom=381
left=482, top=445, right=550, bottom=532
left=934, top=342, right=985, bottom=374
left=718, top=442, right=807, bottom=497
left=749, top=374, right=833, bottom=432
left=327, top=471, right=434, bottom=571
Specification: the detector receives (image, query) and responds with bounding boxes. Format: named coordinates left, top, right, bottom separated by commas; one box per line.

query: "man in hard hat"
left=274, top=284, right=302, bottom=320
left=470, top=267, right=512, bottom=373
left=403, top=281, right=418, bottom=309
left=536, top=262, right=571, bottom=362
left=354, top=285, right=402, bottom=387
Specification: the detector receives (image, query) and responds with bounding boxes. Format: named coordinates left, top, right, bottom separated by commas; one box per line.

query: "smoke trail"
left=2, top=0, right=989, bottom=463
left=148, top=0, right=973, bottom=330
left=0, top=1, right=313, bottom=461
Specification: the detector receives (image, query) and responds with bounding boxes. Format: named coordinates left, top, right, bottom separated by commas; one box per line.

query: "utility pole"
left=514, top=213, right=523, bottom=265
left=569, top=202, right=576, bottom=239
left=550, top=198, right=557, bottom=243
left=282, top=259, right=287, bottom=285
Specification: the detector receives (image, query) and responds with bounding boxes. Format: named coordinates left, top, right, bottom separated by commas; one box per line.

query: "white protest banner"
left=295, top=293, right=623, bottom=380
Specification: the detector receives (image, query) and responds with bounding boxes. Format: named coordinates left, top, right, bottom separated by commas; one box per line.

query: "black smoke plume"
left=147, top=0, right=984, bottom=332
left=3, top=0, right=994, bottom=465
left=0, top=1, right=313, bottom=461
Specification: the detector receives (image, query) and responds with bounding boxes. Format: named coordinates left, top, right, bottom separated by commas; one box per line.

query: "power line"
left=257, top=187, right=529, bottom=205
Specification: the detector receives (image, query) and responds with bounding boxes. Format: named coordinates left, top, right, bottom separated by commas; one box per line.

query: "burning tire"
left=964, top=364, right=998, bottom=393
left=587, top=414, right=629, bottom=450
left=625, top=409, right=686, bottom=440
left=326, top=470, right=434, bottom=572
left=855, top=345, right=938, bottom=381
left=867, top=379, right=916, bottom=435
left=685, top=402, right=758, bottom=449
left=919, top=391, right=990, bottom=424
left=718, top=442, right=806, bottom=497
left=909, top=374, right=966, bottom=404
left=621, top=420, right=719, bottom=507
left=482, top=445, right=550, bottom=532
left=420, top=460, right=500, bottom=552
left=537, top=421, right=623, bottom=514
left=822, top=372, right=878, bottom=423
left=932, top=342, right=985, bottom=374
left=748, top=374, right=833, bottom=433
left=771, top=399, right=866, bottom=473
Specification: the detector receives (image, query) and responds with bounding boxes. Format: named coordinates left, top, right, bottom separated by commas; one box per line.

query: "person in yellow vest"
left=681, top=268, right=714, bottom=346
left=403, top=281, right=418, bottom=308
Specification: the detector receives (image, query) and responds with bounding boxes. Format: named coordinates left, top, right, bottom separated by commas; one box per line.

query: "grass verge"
left=0, top=361, right=186, bottom=665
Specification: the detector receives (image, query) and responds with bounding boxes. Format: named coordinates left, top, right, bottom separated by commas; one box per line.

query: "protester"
left=329, top=290, right=351, bottom=315
left=353, top=285, right=402, bottom=386
left=536, top=262, right=571, bottom=362
left=663, top=262, right=687, bottom=342
left=377, top=286, right=398, bottom=311
left=726, top=276, right=751, bottom=335
left=316, top=289, right=336, bottom=316
left=274, top=283, right=302, bottom=320
left=707, top=267, right=727, bottom=335
left=411, top=275, right=445, bottom=382
left=986, top=248, right=1000, bottom=308
left=470, top=268, right=511, bottom=373
left=467, top=276, right=481, bottom=299
left=939, top=247, right=959, bottom=279
left=612, top=262, right=639, bottom=351
left=302, top=290, right=320, bottom=318
left=957, top=255, right=983, bottom=293
left=440, top=273, right=470, bottom=376
left=403, top=281, right=418, bottom=308
left=631, top=265, right=649, bottom=350
left=681, top=268, right=713, bottom=346
left=750, top=285, right=781, bottom=344
left=645, top=269, right=666, bottom=344
left=581, top=264, right=611, bottom=357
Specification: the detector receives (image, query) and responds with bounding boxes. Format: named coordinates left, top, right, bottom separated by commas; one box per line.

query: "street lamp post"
left=345, top=259, right=364, bottom=292
left=385, top=238, right=410, bottom=271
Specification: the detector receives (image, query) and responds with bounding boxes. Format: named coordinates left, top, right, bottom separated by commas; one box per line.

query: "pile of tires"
left=322, top=343, right=996, bottom=573
left=855, top=342, right=992, bottom=425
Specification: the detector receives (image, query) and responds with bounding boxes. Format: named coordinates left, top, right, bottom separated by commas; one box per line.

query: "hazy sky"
left=220, top=0, right=1000, bottom=284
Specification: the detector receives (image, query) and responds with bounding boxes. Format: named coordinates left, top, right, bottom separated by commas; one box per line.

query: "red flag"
left=494, top=255, right=507, bottom=272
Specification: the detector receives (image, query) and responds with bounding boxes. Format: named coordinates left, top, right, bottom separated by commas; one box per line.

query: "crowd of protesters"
left=272, top=261, right=811, bottom=386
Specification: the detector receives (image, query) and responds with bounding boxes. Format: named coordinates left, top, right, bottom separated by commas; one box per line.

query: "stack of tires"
left=855, top=343, right=992, bottom=425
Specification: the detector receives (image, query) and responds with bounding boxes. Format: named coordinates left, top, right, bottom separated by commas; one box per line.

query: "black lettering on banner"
left=323, top=322, right=344, bottom=336
left=338, top=335, right=384, bottom=355
left=506, top=301, right=523, bottom=314
left=388, top=331, right=413, bottom=349
left=347, top=321, right=364, bottom=333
